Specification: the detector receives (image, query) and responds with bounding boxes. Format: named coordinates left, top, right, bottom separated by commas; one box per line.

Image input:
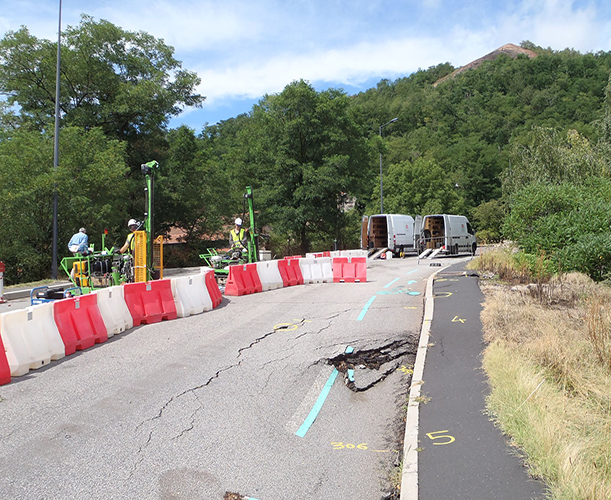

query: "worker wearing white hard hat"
left=229, top=217, right=248, bottom=257
left=120, top=219, right=140, bottom=254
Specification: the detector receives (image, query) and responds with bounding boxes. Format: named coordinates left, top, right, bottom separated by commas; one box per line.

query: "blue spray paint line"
left=384, top=277, right=400, bottom=288
left=295, top=368, right=339, bottom=438
left=406, top=269, right=418, bottom=275
left=357, top=296, right=377, bottom=321
left=295, top=346, right=352, bottom=438
left=347, top=369, right=355, bottom=382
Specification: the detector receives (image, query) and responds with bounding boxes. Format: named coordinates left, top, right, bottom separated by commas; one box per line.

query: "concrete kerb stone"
left=400, top=264, right=447, bottom=500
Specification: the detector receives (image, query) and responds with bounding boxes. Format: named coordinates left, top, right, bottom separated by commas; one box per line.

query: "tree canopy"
left=2, top=22, right=611, bottom=282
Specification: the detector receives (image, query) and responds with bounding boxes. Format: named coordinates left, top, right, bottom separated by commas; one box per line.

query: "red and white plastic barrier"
left=95, top=286, right=133, bottom=337
left=124, top=279, right=178, bottom=326
left=256, top=261, right=283, bottom=291
left=332, top=257, right=367, bottom=283
left=299, top=257, right=333, bottom=284
left=53, top=294, right=108, bottom=355
left=0, top=336, right=10, bottom=385
left=1, top=303, right=65, bottom=376
left=172, top=273, right=213, bottom=318
left=225, top=263, right=263, bottom=296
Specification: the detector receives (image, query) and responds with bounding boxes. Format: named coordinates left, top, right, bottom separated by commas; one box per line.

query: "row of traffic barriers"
left=0, top=270, right=222, bottom=386
left=224, top=256, right=366, bottom=296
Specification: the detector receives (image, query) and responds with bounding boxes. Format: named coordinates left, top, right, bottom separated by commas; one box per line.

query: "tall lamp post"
left=379, top=117, right=398, bottom=214
left=51, top=0, right=62, bottom=279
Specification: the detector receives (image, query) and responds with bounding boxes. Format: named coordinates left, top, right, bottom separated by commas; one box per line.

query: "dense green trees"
left=1, top=16, right=611, bottom=283
left=0, top=127, right=128, bottom=283
left=0, top=15, right=203, bottom=167
left=245, top=80, right=375, bottom=253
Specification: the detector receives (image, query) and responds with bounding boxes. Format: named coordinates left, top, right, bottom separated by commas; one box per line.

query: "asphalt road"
left=0, top=257, right=461, bottom=500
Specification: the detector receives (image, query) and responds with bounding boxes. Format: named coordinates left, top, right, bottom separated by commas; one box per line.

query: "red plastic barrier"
left=123, top=280, right=178, bottom=327
left=53, top=294, right=108, bottom=356
left=283, top=255, right=302, bottom=259
left=333, top=257, right=367, bottom=283
left=0, top=336, right=10, bottom=385
left=277, top=258, right=304, bottom=287
left=204, top=270, right=223, bottom=308
left=224, top=263, right=263, bottom=296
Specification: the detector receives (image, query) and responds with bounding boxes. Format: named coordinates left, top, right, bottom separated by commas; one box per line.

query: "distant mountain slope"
left=433, top=43, right=538, bottom=87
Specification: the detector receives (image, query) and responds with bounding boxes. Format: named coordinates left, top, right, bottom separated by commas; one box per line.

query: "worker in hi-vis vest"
left=229, top=218, right=248, bottom=259
left=120, top=219, right=140, bottom=254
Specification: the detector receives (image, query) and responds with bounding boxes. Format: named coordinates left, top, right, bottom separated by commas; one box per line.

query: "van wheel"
left=471, top=242, right=477, bottom=255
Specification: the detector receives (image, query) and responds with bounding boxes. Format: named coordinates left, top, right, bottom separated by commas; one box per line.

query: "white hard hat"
left=235, top=218, right=243, bottom=226
left=127, top=219, right=138, bottom=227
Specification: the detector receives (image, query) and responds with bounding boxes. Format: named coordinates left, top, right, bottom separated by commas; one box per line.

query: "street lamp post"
left=51, top=0, right=62, bottom=279
left=379, top=117, right=398, bottom=214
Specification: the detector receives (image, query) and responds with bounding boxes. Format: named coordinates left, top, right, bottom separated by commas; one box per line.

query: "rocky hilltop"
left=433, top=43, right=538, bottom=87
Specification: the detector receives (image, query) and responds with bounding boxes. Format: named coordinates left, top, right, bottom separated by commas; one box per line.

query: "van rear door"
left=360, top=216, right=369, bottom=249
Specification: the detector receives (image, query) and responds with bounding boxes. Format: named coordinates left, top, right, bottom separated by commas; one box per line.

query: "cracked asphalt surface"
left=0, top=256, right=461, bottom=499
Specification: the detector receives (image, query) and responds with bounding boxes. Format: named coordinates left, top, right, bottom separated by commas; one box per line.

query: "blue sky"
left=1, top=0, right=610, bottom=132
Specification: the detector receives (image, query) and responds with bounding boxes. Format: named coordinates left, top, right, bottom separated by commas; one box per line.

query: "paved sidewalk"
left=418, top=263, right=545, bottom=499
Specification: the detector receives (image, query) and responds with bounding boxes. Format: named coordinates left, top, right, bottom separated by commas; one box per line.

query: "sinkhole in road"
left=223, top=492, right=245, bottom=500
left=327, top=336, right=418, bottom=392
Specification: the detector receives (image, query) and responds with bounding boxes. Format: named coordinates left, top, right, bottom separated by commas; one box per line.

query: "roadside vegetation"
left=468, top=250, right=611, bottom=499
left=1, top=17, right=611, bottom=283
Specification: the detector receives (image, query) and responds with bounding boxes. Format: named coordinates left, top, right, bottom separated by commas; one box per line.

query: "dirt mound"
left=433, top=43, right=538, bottom=87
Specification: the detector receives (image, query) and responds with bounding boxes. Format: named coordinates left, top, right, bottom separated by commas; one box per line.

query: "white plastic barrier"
left=95, top=286, right=133, bottom=337
left=331, top=249, right=368, bottom=258
left=171, top=273, right=213, bottom=318
left=299, top=257, right=333, bottom=284
left=256, top=260, right=283, bottom=291
left=0, top=303, right=65, bottom=376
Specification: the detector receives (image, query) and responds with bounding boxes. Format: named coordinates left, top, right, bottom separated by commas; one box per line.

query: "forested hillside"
left=1, top=18, right=610, bottom=283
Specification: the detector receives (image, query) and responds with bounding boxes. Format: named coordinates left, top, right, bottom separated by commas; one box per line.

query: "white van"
left=419, top=214, right=476, bottom=256
left=361, top=214, right=421, bottom=256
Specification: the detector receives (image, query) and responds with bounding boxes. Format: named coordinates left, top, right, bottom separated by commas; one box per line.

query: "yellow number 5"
left=426, top=430, right=455, bottom=445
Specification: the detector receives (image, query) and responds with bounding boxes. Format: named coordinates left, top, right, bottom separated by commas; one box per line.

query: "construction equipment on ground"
left=59, top=160, right=164, bottom=294
left=200, top=186, right=268, bottom=284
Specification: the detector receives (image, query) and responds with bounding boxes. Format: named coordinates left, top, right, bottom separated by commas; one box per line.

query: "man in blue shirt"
left=68, top=227, right=89, bottom=255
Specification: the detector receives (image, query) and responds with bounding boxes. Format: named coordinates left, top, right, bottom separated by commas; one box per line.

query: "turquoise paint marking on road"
left=357, top=296, right=376, bottom=321
left=295, top=368, right=339, bottom=438
left=347, top=369, right=355, bottom=382
left=345, top=346, right=354, bottom=354
left=384, top=277, right=400, bottom=288
left=406, top=269, right=418, bottom=275
left=407, top=280, right=417, bottom=285
left=408, top=291, right=421, bottom=295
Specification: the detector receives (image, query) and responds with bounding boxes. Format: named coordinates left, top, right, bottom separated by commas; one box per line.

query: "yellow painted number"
left=331, top=442, right=368, bottom=450
left=426, top=430, right=455, bottom=445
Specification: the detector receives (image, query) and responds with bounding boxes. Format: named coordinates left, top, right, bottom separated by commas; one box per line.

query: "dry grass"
left=479, top=268, right=611, bottom=499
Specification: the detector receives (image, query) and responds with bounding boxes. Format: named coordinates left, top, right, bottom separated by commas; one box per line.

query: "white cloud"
left=497, top=0, right=608, bottom=52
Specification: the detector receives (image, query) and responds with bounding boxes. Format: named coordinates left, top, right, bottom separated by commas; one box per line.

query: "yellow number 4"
left=426, top=430, right=455, bottom=445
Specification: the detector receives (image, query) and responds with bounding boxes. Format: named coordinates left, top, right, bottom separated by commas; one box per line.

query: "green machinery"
left=59, top=160, right=162, bottom=293
left=200, top=186, right=265, bottom=282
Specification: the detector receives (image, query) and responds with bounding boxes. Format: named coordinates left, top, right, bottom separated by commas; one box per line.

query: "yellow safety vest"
left=126, top=232, right=136, bottom=253
left=230, top=228, right=245, bottom=248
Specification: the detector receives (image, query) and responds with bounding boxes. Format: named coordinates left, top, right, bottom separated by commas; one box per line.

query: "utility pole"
left=51, top=0, right=62, bottom=279
left=379, top=117, right=398, bottom=214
